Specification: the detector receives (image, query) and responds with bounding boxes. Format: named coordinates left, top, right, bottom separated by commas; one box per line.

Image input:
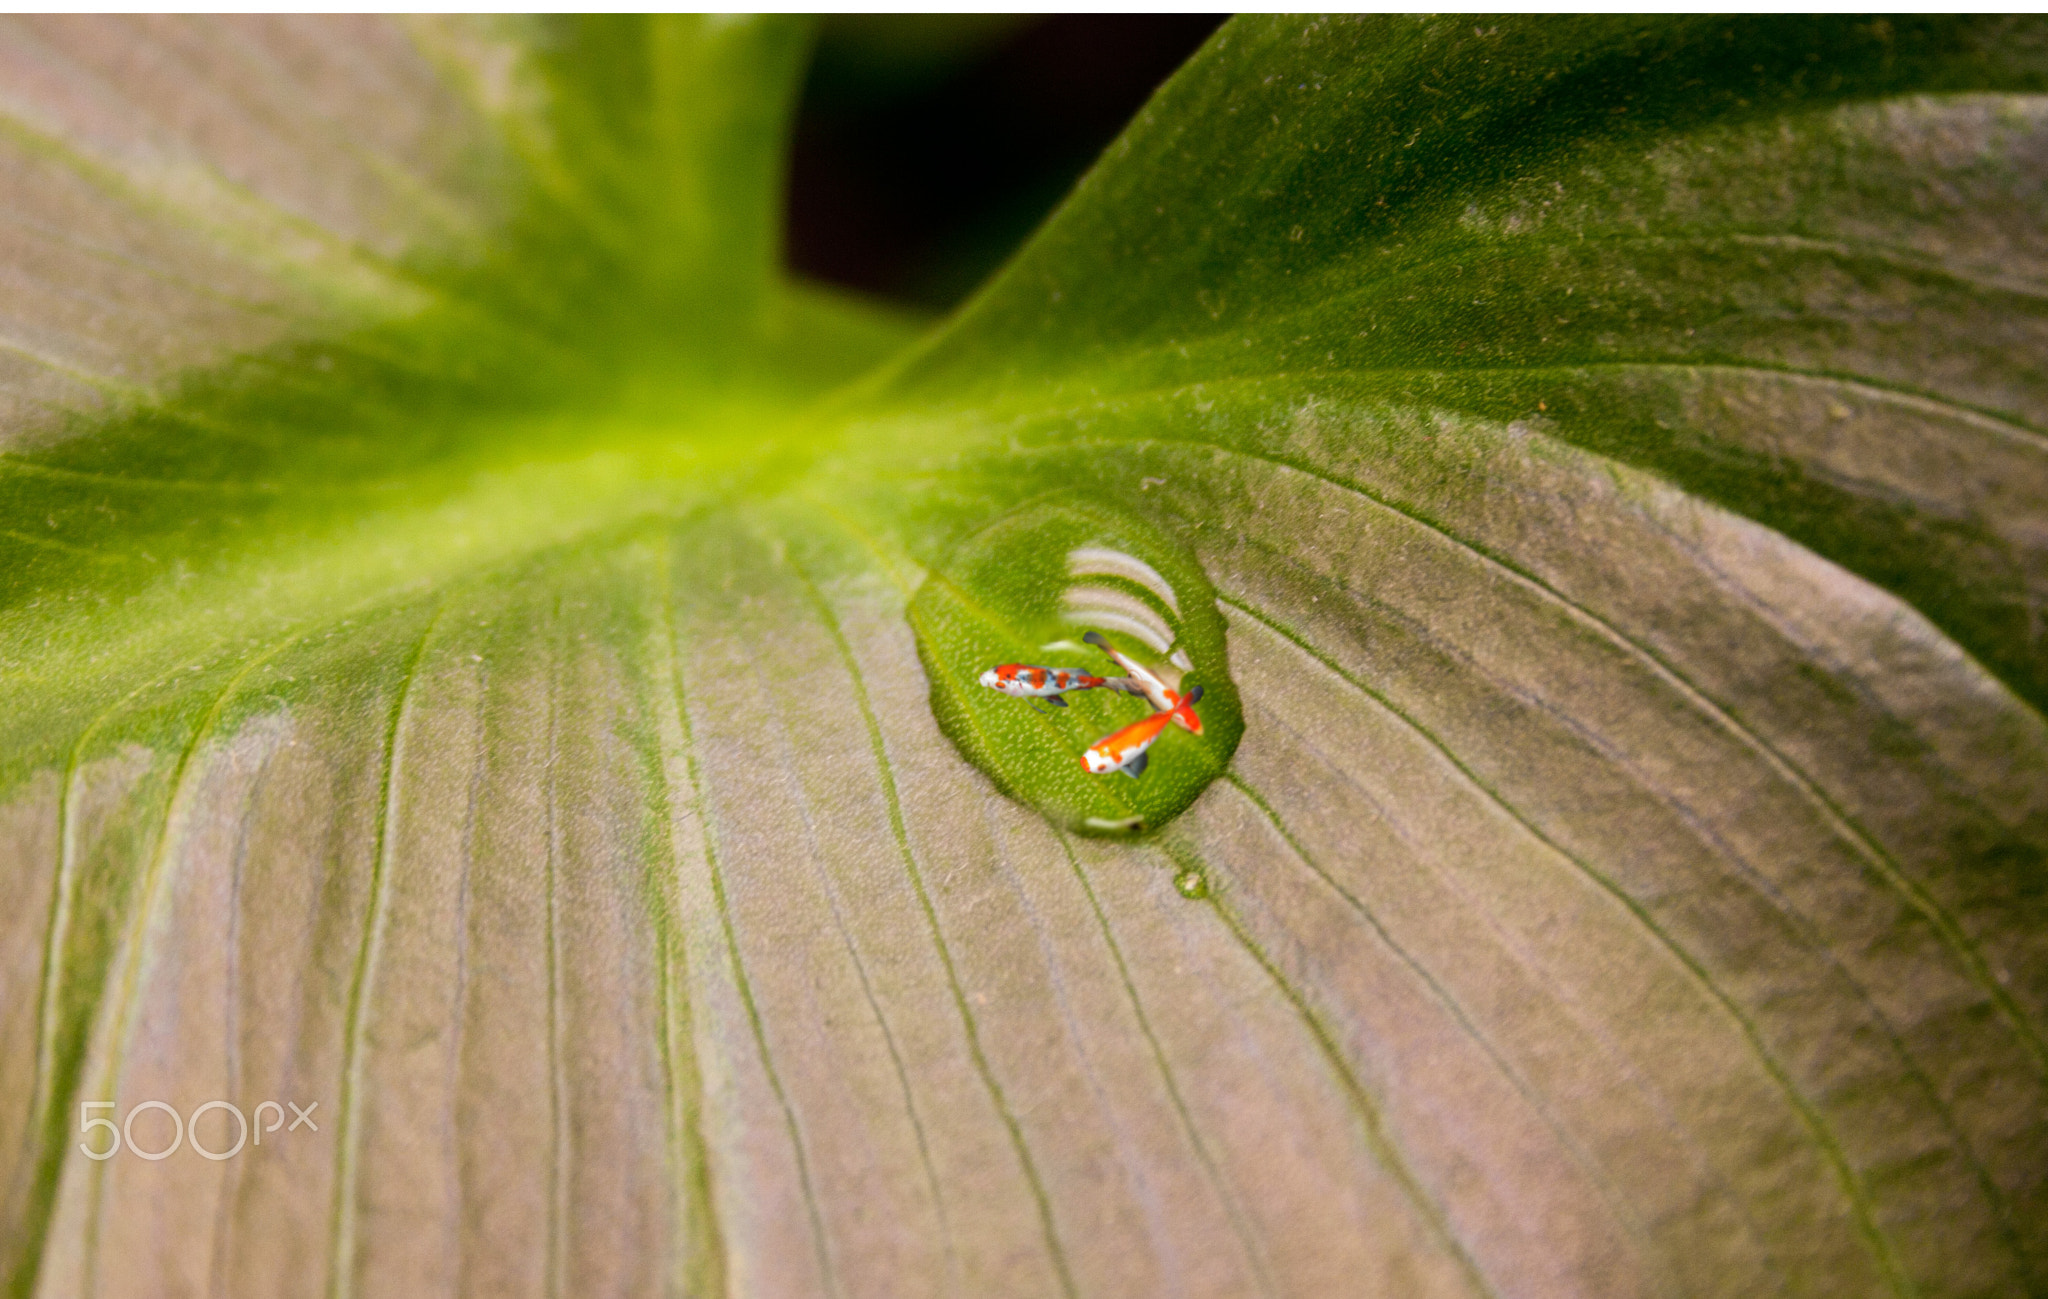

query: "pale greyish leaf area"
left=0, top=15, right=2045, bottom=1299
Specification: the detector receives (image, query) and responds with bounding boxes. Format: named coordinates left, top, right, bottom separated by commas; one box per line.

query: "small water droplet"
left=1173, top=868, right=1210, bottom=900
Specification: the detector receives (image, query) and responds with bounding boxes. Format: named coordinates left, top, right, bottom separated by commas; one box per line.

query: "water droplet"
left=911, top=495, right=1243, bottom=837
left=1173, top=868, right=1210, bottom=900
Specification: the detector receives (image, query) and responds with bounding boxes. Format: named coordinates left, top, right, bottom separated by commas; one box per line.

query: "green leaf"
left=2, top=15, right=2045, bottom=1297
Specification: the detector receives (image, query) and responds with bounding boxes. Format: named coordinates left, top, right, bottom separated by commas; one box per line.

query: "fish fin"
left=1124, top=751, right=1148, bottom=777
left=1047, top=694, right=1067, bottom=707
left=1085, top=633, right=1174, bottom=708
left=1170, top=685, right=1205, bottom=733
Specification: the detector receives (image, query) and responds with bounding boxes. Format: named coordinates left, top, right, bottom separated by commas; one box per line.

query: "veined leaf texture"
left=0, top=16, right=2044, bottom=1298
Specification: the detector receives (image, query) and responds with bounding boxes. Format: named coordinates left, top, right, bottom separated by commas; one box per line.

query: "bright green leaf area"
left=0, top=17, right=911, bottom=778
left=3, top=14, right=2047, bottom=1299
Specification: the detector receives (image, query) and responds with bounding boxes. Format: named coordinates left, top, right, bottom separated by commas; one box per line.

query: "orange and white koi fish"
left=979, top=663, right=1110, bottom=709
left=1083, top=631, right=1198, bottom=733
left=1082, top=686, right=1204, bottom=778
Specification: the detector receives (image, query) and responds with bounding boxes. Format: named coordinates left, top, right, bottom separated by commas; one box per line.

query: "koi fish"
left=1082, top=686, right=1204, bottom=778
left=1082, top=631, right=1199, bottom=733
left=979, top=663, right=1109, bottom=708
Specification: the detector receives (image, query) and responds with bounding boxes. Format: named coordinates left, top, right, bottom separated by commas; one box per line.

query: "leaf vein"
left=1216, top=591, right=1920, bottom=1297
left=660, top=524, right=840, bottom=1299
left=328, top=601, right=442, bottom=1299
left=786, top=549, right=1080, bottom=1299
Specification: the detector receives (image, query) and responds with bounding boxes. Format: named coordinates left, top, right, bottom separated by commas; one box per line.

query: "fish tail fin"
left=1083, top=630, right=1135, bottom=672
left=1171, top=685, right=1205, bottom=735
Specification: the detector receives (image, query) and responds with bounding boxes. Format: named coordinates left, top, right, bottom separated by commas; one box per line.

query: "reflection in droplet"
left=1062, top=583, right=1175, bottom=654
left=1087, top=815, right=1147, bottom=834
left=1068, top=546, right=1180, bottom=613
left=910, top=494, right=1243, bottom=837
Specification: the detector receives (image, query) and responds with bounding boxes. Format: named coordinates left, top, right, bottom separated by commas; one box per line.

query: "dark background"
left=784, top=15, right=1225, bottom=310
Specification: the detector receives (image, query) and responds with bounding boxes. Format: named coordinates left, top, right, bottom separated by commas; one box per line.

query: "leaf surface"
left=1, top=15, right=2045, bottom=1298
